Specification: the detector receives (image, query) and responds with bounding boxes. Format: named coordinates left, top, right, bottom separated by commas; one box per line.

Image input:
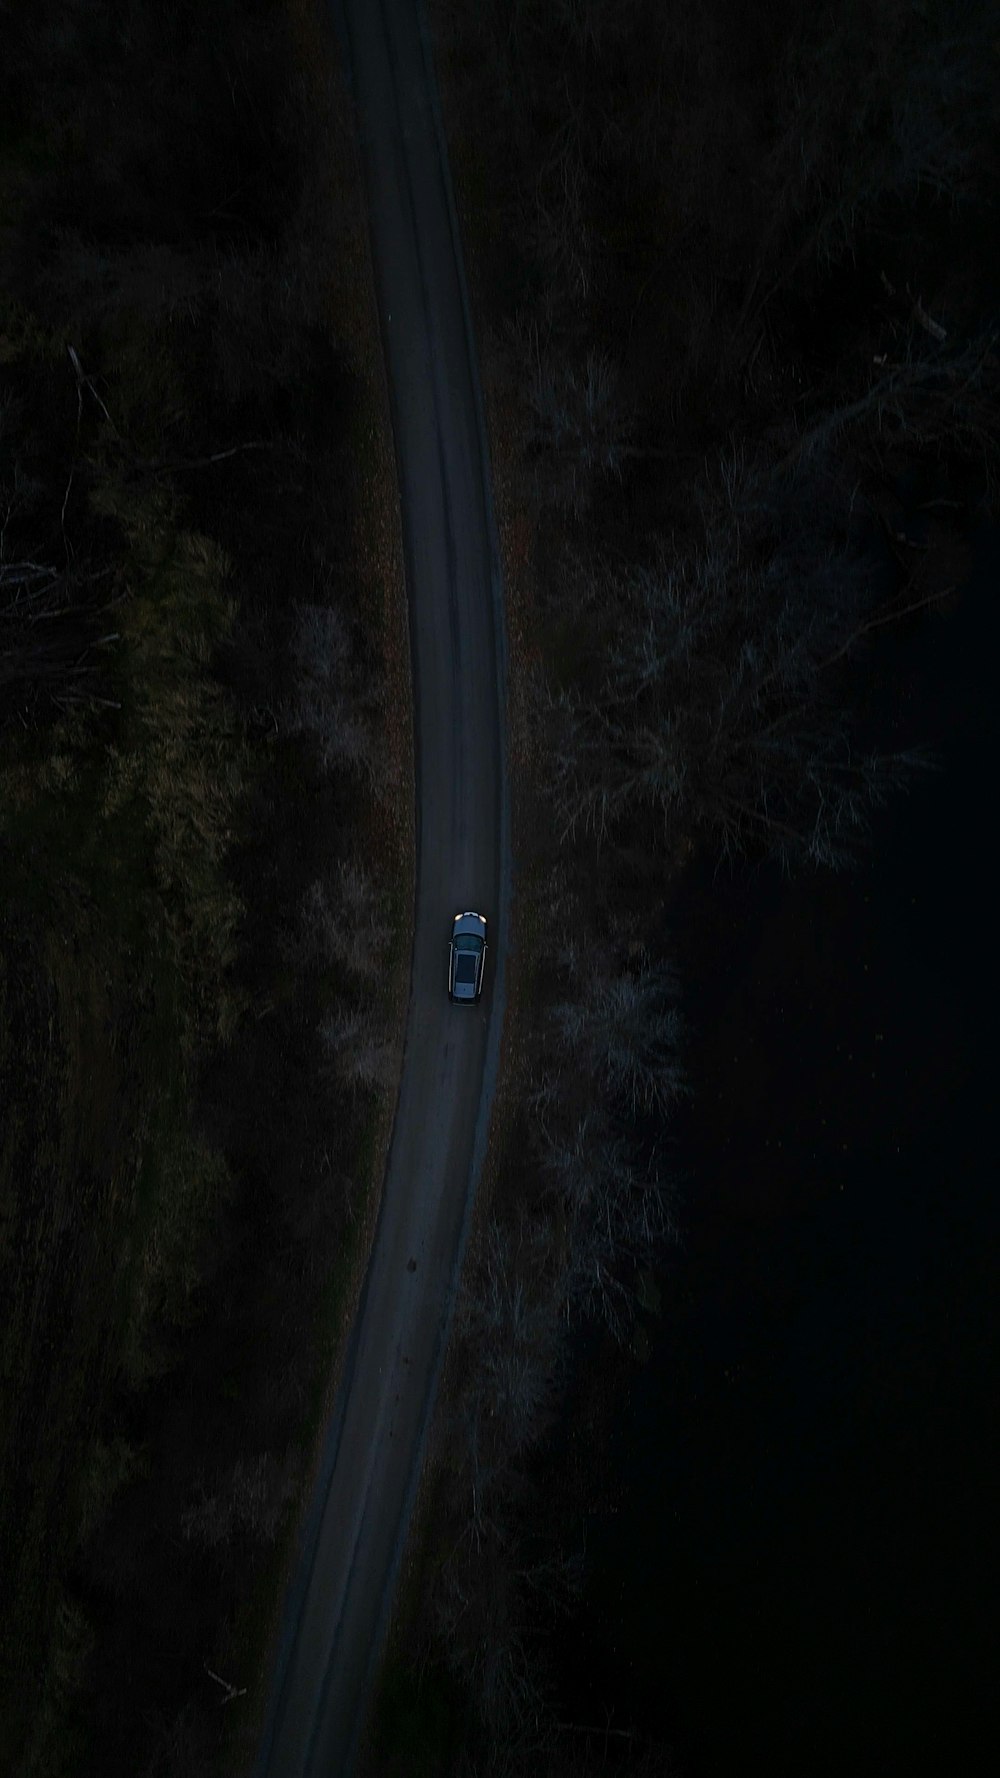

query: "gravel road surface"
left=256, top=0, right=509, bottom=1773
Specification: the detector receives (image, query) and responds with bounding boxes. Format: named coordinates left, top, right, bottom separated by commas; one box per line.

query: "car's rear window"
left=455, top=954, right=478, bottom=983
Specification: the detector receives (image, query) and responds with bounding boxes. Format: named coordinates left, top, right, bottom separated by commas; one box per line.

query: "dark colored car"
left=448, top=911, right=488, bottom=1003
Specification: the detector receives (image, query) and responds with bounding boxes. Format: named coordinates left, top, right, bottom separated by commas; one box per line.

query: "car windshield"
left=454, top=934, right=482, bottom=952
left=455, top=954, right=478, bottom=984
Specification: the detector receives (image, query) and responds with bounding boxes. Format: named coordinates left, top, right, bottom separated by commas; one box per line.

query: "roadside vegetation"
left=0, top=3, right=410, bottom=1775
left=368, top=0, right=1000, bottom=1771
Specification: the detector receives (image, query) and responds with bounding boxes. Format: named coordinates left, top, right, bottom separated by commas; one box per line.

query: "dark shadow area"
left=551, top=527, right=998, bottom=1776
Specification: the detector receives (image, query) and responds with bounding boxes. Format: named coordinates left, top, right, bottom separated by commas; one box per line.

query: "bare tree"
left=735, top=3, right=994, bottom=341
left=318, top=1004, right=393, bottom=1094
left=542, top=425, right=945, bottom=870
left=528, top=1093, right=678, bottom=1341
left=287, top=863, right=391, bottom=981
left=180, top=1451, right=297, bottom=1552
left=522, top=329, right=633, bottom=512
left=286, top=600, right=377, bottom=781
left=1, top=558, right=121, bottom=725
left=459, top=1218, right=561, bottom=1448
left=549, top=954, right=684, bottom=1117
left=1, top=402, right=123, bottom=726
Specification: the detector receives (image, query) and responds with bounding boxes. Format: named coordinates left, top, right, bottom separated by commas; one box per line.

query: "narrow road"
left=256, top=1, right=509, bottom=1774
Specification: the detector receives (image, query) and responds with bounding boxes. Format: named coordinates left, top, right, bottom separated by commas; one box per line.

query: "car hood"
left=453, top=912, right=487, bottom=941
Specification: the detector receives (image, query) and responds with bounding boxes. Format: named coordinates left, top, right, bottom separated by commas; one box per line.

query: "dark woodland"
left=1, top=0, right=996, bottom=1775
left=371, top=0, right=998, bottom=1772
left=1, top=3, right=406, bottom=1773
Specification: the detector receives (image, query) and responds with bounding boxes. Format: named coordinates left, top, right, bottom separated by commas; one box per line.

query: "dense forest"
left=366, top=0, right=999, bottom=1773
left=2, top=0, right=997, bottom=1775
left=0, top=3, right=410, bottom=1775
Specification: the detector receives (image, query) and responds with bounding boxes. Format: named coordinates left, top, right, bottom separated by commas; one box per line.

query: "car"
left=448, top=911, right=488, bottom=1003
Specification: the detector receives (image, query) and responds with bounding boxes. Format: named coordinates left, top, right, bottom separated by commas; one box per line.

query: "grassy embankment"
left=1, top=3, right=410, bottom=1775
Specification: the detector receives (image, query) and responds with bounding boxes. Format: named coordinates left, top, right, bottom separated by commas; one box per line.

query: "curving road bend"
left=255, top=1, right=509, bottom=1775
